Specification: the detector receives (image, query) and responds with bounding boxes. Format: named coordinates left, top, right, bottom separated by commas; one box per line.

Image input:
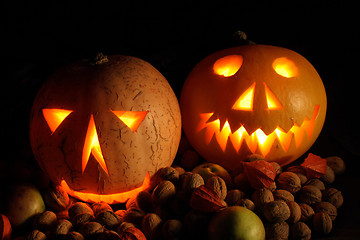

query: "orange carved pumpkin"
left=181, top=45, right=326, bottom=169
left=0, top=214, right=11, bottom=240
left=30, top=54, right=181, bottom=204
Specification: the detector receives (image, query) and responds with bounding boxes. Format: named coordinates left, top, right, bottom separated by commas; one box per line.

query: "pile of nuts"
left=13, top=147, right=345, bottom=240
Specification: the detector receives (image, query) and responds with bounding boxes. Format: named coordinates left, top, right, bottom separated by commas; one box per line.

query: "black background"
left=2, top=0, right=360, bottom=239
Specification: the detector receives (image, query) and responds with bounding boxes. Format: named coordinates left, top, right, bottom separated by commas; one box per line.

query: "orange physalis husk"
left=190, top=185, right=226, bottom=213
left=243, top=160, right=276, bottom=189
left=121, top=227, right=146, bottom=240
left=301, top=153, right=327, bottom=179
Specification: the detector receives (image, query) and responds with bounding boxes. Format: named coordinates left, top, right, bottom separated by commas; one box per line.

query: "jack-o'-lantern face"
left=30, top=55, right=182, bottom=204
left=181, top=45, right=326, bottom=169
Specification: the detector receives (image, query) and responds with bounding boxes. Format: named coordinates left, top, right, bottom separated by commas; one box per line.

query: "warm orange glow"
left=60, top=172, right=150, bottom=204
left=213, top=55, right=243, bottom=77
left=112, top=111, right=148, bottom=132
left=232, top=83, right=256, bottom=111
left=264, top=83, right=283, bottom=110
left=43, top=109, right=73, bottom=134
left=272, top=57, right=299, bottom=78
left=197, top=105, right=320, bottom=156
left=83, top=115, right=109, bottom=175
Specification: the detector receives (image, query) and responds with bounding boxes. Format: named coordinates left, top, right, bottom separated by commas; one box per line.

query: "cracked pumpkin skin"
left=29, top=55, right=181, bottom=204
left=181, top=45, right=326, bottom=169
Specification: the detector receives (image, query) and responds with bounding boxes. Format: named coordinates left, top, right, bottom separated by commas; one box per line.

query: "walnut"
left=53, top=219, right=73, bottom=235
left=277, top=172, right=301, bottom=194
left=304, top=178, right=325, bottom=191
left=152, top=180, right=176, bottom=206
left=158, top=167, right=180, bottom=184
left=71, top=213, right=95, bottom=228
left=78, top=222, right=103, bottom=239
left=116, top=222, right=136, bottom=236
left=299, top=203, right=315, bottom=223
left=122, top=207, right=145, bottom=227
left=68, top=202, right=94, bottom=220
left=263, top=200, right=290, bottom=222
left=265, top=221, right=289, bottom=240
left=315, top=202, right=337, bottom=221
left=96, top=210, right=121, bottom=229
left=33, top=211, right=57, bottom=232
left=141, top=213, right=162, bottom=240
left=225, top=189, right=246, bottom=206
left=270, top=162, right=282, bottom=175
left=286, top=201, right=301, bottom=223
left=323, top=188, right=343, bottom=208
left=162, top=219, right=183, bottom=239
left=96, top=230, right=121, bottom=240
left=205, top=176, right=227, bottom=200
left=91, top=202, right=112, bottom=216
left=27, top=230, right=47, bottom=240
left=313, top=212, right=332, bottom=235
left=299, top=185, right=322, bottom=205
left=236, top=198, right=255, bottom=211
left=273, top=189, right=294, bottom=202
left=320, top=166, right=335, bottom=184
left=181, top=173, right=204, bottom=195
left=251, top=188, right=274, bottom=211
left=326, top=156, right=346, bottom=174
left=65, top=231, right=84, bottom=240
left=136, top=191, right=154, bottom=213
left=290, top=222, right=311, bottom=240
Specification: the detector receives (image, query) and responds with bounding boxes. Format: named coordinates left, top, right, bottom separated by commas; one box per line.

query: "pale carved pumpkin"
left=29, top=54, right=181, bottom=204
left=181, top=45, right=326, bottom=169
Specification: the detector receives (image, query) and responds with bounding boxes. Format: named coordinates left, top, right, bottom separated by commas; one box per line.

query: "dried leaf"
left=301, top=153, right=327, bottom=179
left=190, top=185, right=226, bottom=213
left=243, top=160, right=276, bottom=189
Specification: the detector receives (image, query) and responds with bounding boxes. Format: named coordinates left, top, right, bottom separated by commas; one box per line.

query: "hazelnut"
left=33, top=211, right=57, bottom=232
left=251, top=188, right=274, bottom=211
left=78, top=222, right=103, bottom=239
left=313, top=212, right=332, bottom=235
left=162, top=219, right=183, bottom=239
left=290, top=222, right=311, bottom=240
left=320, top=166, right=335, bottom=184
left=42, top=184, right=70, bottom=211
left=68, top=202, right=94, bottom=220
left=225, top=189, right=246, bottom=206
left=323, top=188, right=343, bottom=208
left=326, top=156, right=346, bottom=174
left=273, top=189, right=294, bottom=202
left=91, top=202, right=112, bottom=216
left=265, top=221, right=289, bottom=240
left=172, top=165, right=185, bottom=175
left=205, top=176, right=227, bottom=200
left=236, top=198, right=255, bottom=211
left=299, top=203, right=315, bottom=223
left=152, top=180, right=176, bottom=206
left=315, top=202, right=337, bottom=221
left=305, top=178, right=325, bottom=191
left=263, top=200, right=290, bottom=222
left=65, top=231, right=84, bottom=240
left=141, top=213, right=162, bottom=240
left=136, top=191, right=154, bottom=213
left=277, top=172, right=301, bottom=194
left=286, top=201, right=301, bottom=224
left=96, top=210, right=121, bottom=229
left=53, top=219, right=73, bottom=235
left=27, top=230, right=47, bottom=240
left=299, top=185, right=322, bottom=205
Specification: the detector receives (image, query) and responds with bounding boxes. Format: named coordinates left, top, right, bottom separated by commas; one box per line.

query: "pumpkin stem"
left=233, top=31, right=255, bottom=45
left=89, top=52, right=109, bottom=66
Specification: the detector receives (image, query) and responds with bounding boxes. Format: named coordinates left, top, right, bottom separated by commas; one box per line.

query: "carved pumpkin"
left=30, top=54, right=181, bottom=204
left=181, top=45, right=326, bottom=169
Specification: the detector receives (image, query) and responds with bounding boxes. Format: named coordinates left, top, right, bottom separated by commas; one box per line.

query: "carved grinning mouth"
left=60, top=172, right=150, bottom=204
left=197, top=105, right=320, bottom=157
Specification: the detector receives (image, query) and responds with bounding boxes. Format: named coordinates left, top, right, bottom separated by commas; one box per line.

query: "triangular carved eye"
left=112, top=111, right=148, bottom=132
left=43, top=109, right=73, bottom=134
left=232, top=83, right=256, bottom=111
left=264, top=83, right=283, bottom=110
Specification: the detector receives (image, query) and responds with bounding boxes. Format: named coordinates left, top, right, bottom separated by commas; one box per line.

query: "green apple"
left=208, top=206, right=265, bottom=240
left=4, top=183, right=45, bottom=228
left=192, top=163, right=232, bottom=187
